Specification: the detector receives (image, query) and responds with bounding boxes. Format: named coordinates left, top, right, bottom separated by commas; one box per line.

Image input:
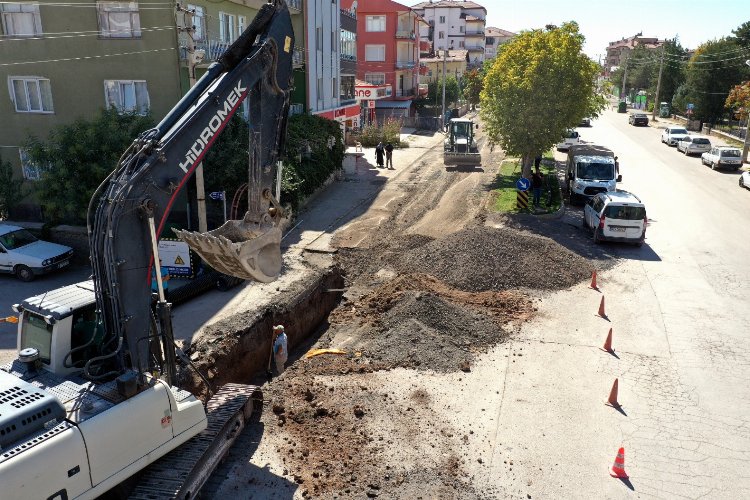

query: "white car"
left=661, top=126, right=689, bottom=146
left=556, top=129, right=580, bottom=151
left=582, top=190, right=647, bottom=247
left=676, top=135, right=711, bottom=156
left=0, top=224, right=73, bottom=281
left=701, top=146, right=743, bottom=171
left=740, top=169, right=750, bottom=190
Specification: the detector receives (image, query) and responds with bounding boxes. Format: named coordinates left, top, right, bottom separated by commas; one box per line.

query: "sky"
left=481, top=0, right=748, bottom=61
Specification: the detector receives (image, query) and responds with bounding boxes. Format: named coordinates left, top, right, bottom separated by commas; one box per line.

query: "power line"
left=0, top=25, right=176, bottom=42
left=0, top=47, right=176, bottom=66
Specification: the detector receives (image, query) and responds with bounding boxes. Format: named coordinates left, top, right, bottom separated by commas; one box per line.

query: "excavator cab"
left=443, top=118, right=481, bottom=166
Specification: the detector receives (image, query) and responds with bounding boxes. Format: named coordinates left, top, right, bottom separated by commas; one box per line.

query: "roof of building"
left=607, top=35, right=664, bottom=50
left=376, top=100, right=413, bottom=109
left=411, top=0, right=487, bottom=11
left=420, top=49, right=468, bottom=63
left=485, top=26, right=516, bottom=37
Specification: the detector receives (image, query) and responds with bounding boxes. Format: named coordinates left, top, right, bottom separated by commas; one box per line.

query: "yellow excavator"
left=0, top=1, right=294, bottom=498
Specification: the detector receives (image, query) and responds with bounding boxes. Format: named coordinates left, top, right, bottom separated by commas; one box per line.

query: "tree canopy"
left=426, top=75, right=461, bottom=107
left=480, top=22, right=603, bottom=175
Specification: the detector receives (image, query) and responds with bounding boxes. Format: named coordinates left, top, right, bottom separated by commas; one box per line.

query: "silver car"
left=701, top=146, right=743, bottom=171
left=676, top=135, right=711, bottom=156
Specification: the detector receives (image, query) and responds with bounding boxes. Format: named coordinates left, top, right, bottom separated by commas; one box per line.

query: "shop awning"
left=375, top=100, right=412, bottom=109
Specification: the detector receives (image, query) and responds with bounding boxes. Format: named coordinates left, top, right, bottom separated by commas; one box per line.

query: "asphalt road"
left=488, top=108, right=750, bottom=498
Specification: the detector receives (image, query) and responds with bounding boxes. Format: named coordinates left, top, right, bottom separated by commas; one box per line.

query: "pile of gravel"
left=396, top=226, right=592, bottom=292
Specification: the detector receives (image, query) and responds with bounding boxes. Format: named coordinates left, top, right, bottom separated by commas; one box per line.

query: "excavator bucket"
left=443, top=151, right=482, bottom=166
left=174, top=220, right=282, bottom=283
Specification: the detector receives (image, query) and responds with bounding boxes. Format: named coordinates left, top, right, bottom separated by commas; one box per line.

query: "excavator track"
left=129, top=383, right=263, bottom=499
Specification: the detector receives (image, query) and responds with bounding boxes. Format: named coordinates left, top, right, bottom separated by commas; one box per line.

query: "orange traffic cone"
left=597, top=296, right=607, bottom=318
left=603, top=328, right=614, bottom=353
left=589, top=270, right=599, bottom=290
left=607, top=378, right=620, bottom=407
left=610, top=447, right=629, bottom=478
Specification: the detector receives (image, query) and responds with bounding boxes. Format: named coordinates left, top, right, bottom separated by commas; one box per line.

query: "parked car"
left=579, top=117, right=591, bottom=127
left=740, top=169, right=750, bottom=189
left=661, top=126, right=689, bottom=146
left=0, top=224, right=73, bottom=281
left=582, top=190, right=647, bottom=247
left=628, top=113, right=649, bottom=126
left=701, top=146, right=743, bottom=171
left=676, top=135, right=712, bottom=156
left=556, top=129, right=580, bottom=151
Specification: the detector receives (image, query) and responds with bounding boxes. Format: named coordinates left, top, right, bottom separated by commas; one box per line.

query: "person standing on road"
left=531, top=167, right=544, bottom=208
left=375, top=142, right=385, bottom=168
left=271, top=325, right=289, bottom=376
left=385, top=142, right=394, bottom=169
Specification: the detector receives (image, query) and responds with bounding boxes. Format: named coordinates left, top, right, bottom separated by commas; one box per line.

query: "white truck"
left=566, top=144, right=621, bottom=205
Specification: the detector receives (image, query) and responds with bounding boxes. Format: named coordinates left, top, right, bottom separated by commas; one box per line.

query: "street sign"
left=208, top=191, right=225, bottom=201
left=687, top=103, right=694, bottom=110
left=516, top=177, right=530, bottom=191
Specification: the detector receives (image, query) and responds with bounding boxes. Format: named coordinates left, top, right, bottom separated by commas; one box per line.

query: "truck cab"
left=566, top=144, right=622, bottom=205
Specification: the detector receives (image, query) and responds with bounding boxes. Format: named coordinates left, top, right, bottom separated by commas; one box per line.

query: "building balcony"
left=395, top=60, right=417, bottom=69
left=293, top=46, right=305, bottom=67
left=466, top=45, right=484, bottom=52
left=465, top=30, right=484, bottom=37
left=395, top=30, right=416, bottom=40
left=289, top=103, right=304, bottom=116
left=341, top=53, right=357, bottom=62
left=181, top=39, right=231, bottom=63
left=340, top=8, right=356, bottom=19
left=395, top=88, right=415, bottom=97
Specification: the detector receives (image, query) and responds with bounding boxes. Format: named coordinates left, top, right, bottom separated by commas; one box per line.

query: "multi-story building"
left=484, top=27, right=515, bottom=60
left=605, top=33, right=664, bottom=75
left=303, top=0, right=360, bottom=137
left=344, top=0, right=422, bottom=122
left=411, top=0, right=486, bottom=66
left=0, top=0, right=181, bottom=218
left=0, top=0, right=305, bottom=220
left=419, top=49, right=467, bottom=84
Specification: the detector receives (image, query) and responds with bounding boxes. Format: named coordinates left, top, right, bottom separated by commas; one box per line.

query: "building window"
left=219, top=11, right=236, bottom=43
left=317, top=77, right=323, bottom=100
left=340, top=29, right=356, bottom=60
left=364, top=73, right=385, bottom=86
left=97, top=2, right=141, bottom=38
left=9, top=77, right=53, bottom=113
left=459, top=26, right=464, bottom=33
left=340, top=75, right=355, bottom=101
left=316, top=26, right=323, bottom=51
left=332, top=77, right=337, bottom=100
left=459, top=41, right=464, bottom=48
left=438, top=31, right=444, bottom=39
left=1, top=3, right=42, bottom=36
left=439, top=16, right=445, bottom=24
left=365, top=44, right=385, bottom=62
left=365, top=15, right=385, bottom=32
left=104, top=80, right=149, bottom=114
left=238, top=15, right=246, bottom=35
left=186, top=4, right=204, bottom=40
left=19, top=149, right=42, bottom=181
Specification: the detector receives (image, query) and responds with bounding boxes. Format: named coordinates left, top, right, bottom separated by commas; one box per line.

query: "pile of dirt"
left=396, top=226, right=593, bottom=291
left=329, top=273, right=533, bottom=373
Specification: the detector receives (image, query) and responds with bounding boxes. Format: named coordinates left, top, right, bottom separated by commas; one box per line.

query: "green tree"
left=480, top=22, right=603, bottom=176
left=725, top=80, right=750, bottom=120
left=23, top=108, right=154, bottom=224
left=426, top=76, right=461, bottom=106
left=0, top=155, right=25, bottom=219
left=463, top=68, right=484, bottom=107
left=733, top=20, right=750, bottom=49
left=655, top=39, right=688, bottom=109
left=683, top=38, right=750, bottom=123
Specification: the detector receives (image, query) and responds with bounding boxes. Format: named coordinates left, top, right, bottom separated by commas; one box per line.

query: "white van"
left=556, top=129, right=580, bottom=151
left=583, top=190, right=647, bottom=246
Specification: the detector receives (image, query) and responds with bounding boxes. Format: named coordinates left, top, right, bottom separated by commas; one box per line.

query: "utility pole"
left=183, top=6, right=208, bottom=233
left=744, top=60, right=750, bottom=164
left=620, top=53, right=628, bottom=101
left=441, top=49, right=447, bottom=129
left=651, top=44, right=665, bottom=121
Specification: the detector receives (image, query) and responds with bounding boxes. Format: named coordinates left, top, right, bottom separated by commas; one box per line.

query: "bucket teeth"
left=174, top=222, right=282, bottom=283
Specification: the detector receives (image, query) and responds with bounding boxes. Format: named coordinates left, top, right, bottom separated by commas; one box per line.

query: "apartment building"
left=484, top=26, right=515, bottom=60
left=343, top=0, right=422, bottom=122
left=419, top=49, right=467, bottom=84
left=605, top=33, right=664, bottom=75
left=411, top=0, right=486, bottom=66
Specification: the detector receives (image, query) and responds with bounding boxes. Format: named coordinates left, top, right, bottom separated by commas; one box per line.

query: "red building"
left=342, top=0, right=424, bottom=122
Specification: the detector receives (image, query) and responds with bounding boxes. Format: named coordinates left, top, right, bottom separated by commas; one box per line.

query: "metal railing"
left=181, top=39, right=231, bottom=62
left=464, top=30, right=484, bottom=36
left=394, top=88, right=415, bottom=97
left=289, top=103, right=304, bottom=116
left=465, top=45, right=484, bottom=51
left=395, top=30, right=415, bottom=39
left=395, top=60, right=416, bottom=69
left=340, top=8, right=356, bottom=19
left=340, top=53, right=357, bottom=61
